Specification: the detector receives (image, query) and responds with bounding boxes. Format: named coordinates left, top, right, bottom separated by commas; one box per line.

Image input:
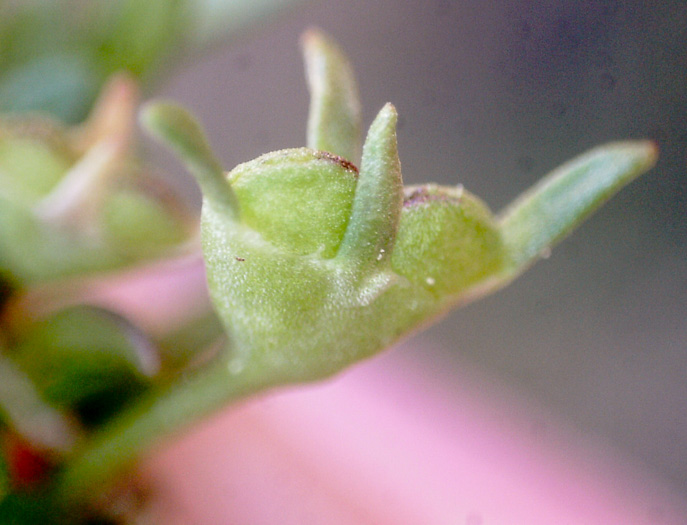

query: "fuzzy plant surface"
left=143, top=30, right=657, bottom=383
left=143, top=28, right=658, bottom=385
left=48, top=28, right=658, bottom=513
left=0, top=27, right=658, bottom=524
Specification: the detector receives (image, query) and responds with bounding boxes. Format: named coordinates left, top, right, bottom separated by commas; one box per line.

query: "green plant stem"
left=154, top=307, right=226, bottom=371
left=53, top=350, right=277, bottom=507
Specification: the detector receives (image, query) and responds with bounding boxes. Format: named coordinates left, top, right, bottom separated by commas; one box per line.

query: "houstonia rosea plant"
left=0, top=28, right=657, bottom=522
left=140, top=28, right=658, bottom=384
left=50, top=29, right=658, bottom=508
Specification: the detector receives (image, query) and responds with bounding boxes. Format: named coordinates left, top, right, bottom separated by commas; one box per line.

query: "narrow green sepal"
left=302, top=28, right=362, bottom=163
left=498, top=141, right=658, bottom=273
left=140, top=102, right=239, bottom=220
left=337, top=103, right=403, bottom=268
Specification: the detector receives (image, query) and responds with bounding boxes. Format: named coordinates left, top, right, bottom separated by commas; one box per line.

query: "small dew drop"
left=426, top=277, right=436, bottom=286
left=376, top=249, right=386, bottom=261
left=540, top=247, right=552, bottom=259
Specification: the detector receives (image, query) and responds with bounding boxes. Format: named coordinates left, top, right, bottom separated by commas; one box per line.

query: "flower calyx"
left=143, top=28, right=657, bottom=386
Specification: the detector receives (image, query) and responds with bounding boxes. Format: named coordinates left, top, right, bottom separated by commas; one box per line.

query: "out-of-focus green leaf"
left=11, top=306, right=159, bottom=427
left=0, top=350, right=77, bottom=453
left=0, top=133, right=71, bottom=206
left=0, top=196, right=119, bottom=284
left=0, top=492, right=72, bottom=525
left=189, top=0, right=305, bottom=46
left=0, top=0, right=305, bottom=122
left=0, top=2, right=101, bottom=122
left=94, top=0, right=188, bottom=79
left=102, top=188, right=190, bottom=259
left=155, top=308, right=226, bottom=369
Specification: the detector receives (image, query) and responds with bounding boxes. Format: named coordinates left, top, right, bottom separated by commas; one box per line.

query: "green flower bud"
left=142, top=30, right=657, bottom=385
left=0, top=120, right=72, bottom=206
left=57, top=29, right=658, bottom=504
left=143, top=26, right=654, bottom=383
left=10, top=306, right=158, bottom=427
left=0, top=74, right=193, bottom=286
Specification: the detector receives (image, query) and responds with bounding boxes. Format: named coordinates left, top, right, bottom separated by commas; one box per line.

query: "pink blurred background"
left=141, top=342, right=687, bottom=523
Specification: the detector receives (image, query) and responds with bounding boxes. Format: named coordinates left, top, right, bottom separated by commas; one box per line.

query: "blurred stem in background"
left=0, top=0, right=303, bottom=123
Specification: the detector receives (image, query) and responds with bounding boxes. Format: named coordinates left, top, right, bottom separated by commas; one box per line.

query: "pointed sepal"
left=498, top=141, right=658, bottom=275
left=140, top=102, right=239, bottom=220
left=302, top=28, right=362, bottom=162
left=336, top=103, right=403, bottom=269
